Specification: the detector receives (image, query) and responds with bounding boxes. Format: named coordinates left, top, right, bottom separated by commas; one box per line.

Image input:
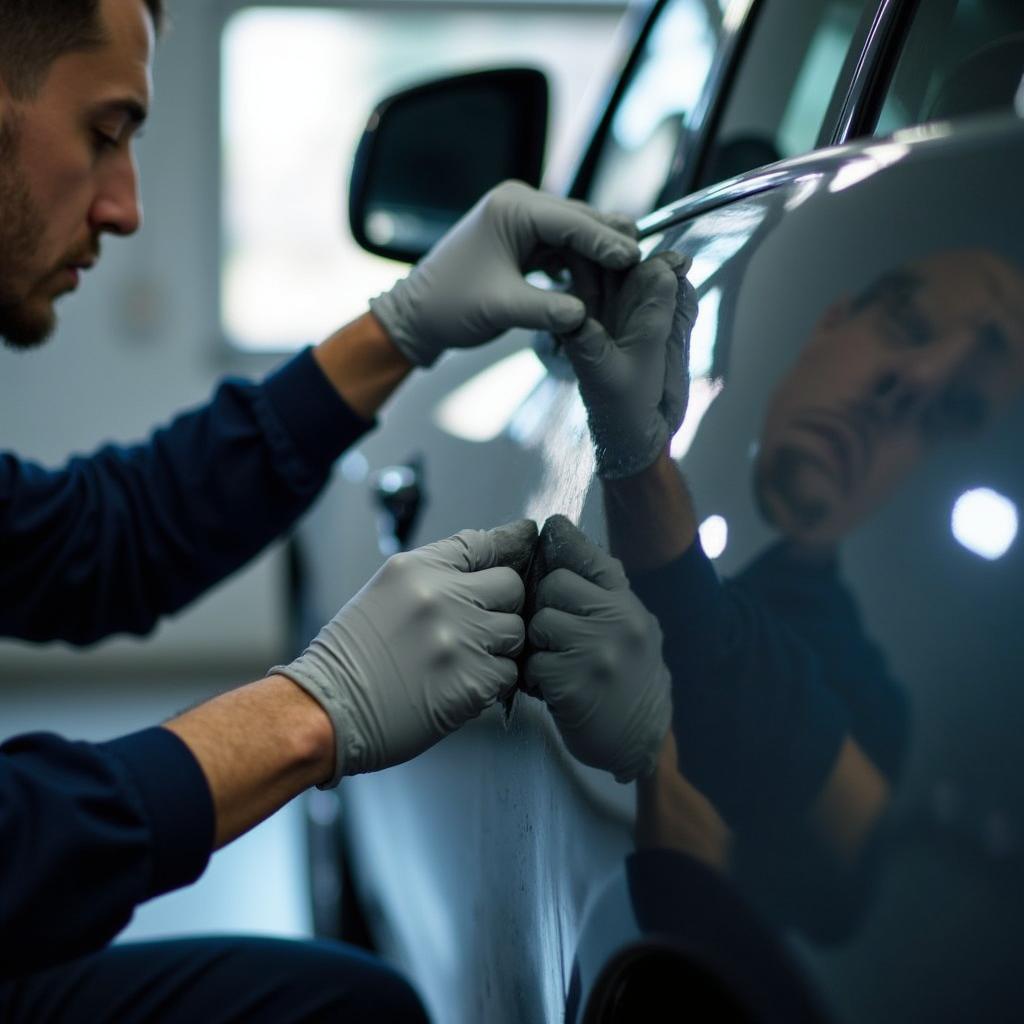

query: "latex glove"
left=369, top=180, right=641, bottom=367
left=525, top=515, right=672, bottom=783
left=272, top=520, right=537, bottom=785
left=560, top=250, right=698, bottom=479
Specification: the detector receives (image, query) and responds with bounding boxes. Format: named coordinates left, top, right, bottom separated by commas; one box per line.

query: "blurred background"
left=0, top=0, right=629, bottom=940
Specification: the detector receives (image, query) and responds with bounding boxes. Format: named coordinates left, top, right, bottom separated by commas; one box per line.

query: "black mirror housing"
left=349, top=67, right=549, bottom=264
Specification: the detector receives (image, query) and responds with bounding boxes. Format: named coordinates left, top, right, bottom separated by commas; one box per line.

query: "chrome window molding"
left=828, top=0, right=921, bottom=144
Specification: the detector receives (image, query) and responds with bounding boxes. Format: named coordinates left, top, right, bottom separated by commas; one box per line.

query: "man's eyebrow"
left=850, top=269, right=923, bottom=315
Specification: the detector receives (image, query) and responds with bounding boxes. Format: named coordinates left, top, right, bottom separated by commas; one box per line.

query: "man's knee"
left=236, top=937, right=430, bottom=1023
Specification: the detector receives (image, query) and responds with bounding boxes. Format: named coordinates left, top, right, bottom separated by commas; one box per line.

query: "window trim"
left=825, top=0, right=923, bottom=145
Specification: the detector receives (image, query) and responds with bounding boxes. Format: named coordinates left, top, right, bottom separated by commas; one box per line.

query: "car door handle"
left=371, top=455, right=428, bottom=554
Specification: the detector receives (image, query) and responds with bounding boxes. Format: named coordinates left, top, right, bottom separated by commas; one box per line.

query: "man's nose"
left=89, top=152, right=143, bottom=237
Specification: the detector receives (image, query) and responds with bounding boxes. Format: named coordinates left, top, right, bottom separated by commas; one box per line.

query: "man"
left=543, top=248, right=899, bottom=940
left=755, top=248, right=1024, bottom=546
left=551, top=245, right=1024, bottom=941
left=0, top=0, right=680, bottom=1020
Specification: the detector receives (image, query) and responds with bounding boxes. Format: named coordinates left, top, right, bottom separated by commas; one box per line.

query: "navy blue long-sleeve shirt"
left=629, top=537, right=909, bottom=941
left=629, top=540, right=848, bottom=828
left=1, top=348, right=372, bottom=978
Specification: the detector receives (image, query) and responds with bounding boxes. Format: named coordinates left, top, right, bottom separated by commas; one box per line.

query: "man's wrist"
left=266, top=674, right=338, bottom=786
left=602, top=446, right=675, bottom=494
left=162, top=674, right=339, bottom=847
left=636, top=731, right=732, bottom=872
left=313, top=311, right=414, bottom=419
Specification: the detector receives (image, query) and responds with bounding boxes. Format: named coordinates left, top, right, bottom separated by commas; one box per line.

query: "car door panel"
left=639, top=115, right=1024, bottom=1020
left=299, top=104, right=1024, bottom=1022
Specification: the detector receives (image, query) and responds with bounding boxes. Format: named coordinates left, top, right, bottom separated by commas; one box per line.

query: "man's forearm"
left=636, top=730, right=732, bottom=871
left=602, top=449, right=697, bottom=572
left=603, top=454, right=730, bottom=867
left=603, top=451, right=890, bottom=870
left=314, top=312, right=414, bottom=420
left=809, top=735, right=890, bottom=868
left=163, top=675, right=335, bottom=849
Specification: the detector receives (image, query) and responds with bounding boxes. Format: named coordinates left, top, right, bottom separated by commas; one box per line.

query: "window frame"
left=568, top=0, right=903, bottom=221
left=568, top=0, right=764, bottom=208
left=618, top=0, right=907, bottom=238
left=845, top=0, right=1024, bottom=143
left=687, top=0, right=894, bottom=193
left=617, top=0, right=1024, bottom=246
left=823, top=0, right=923, bottom=146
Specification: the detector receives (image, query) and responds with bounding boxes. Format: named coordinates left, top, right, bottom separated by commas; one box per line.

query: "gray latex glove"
left=525, top=516, right=672, bottom=783
left=560, top=250, right=698, bottom=479
left=272, top=520, right=537, bottom=786
left=369, top=180, right=641, bottom=367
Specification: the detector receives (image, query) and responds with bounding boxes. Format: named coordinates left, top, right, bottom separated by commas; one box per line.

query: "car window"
left=875, top=0, right=1024, bottom=136
left=692, top=0, right=868, bottom=191
left=585, top=0, right=732, bottom=220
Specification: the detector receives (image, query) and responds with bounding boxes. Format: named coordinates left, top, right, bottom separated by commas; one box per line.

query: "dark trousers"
left=0, top=936, right=430, bottom=1023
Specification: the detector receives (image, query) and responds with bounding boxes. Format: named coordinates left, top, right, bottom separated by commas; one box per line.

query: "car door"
left=298, top=6, right=747, bottom=1022
left=567, top=0, right=1024, bottom=1020
left=300, top=0, right=1024, bottom=1021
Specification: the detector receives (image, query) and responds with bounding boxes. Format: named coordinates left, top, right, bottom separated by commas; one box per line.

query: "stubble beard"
left=0, top=117, right=57, bottom=351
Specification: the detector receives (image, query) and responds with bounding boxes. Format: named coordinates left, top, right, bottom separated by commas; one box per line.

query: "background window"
left=585, top=0, right=731, bottom=220
left=221, top=4, right=626, bottom=352
left=692, top=0, right=866, bottom=190
left=874, top=0, right=1024, bottom=137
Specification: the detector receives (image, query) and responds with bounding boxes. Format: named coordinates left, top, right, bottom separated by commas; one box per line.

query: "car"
left=297, top=1, right=1024, bottom=1021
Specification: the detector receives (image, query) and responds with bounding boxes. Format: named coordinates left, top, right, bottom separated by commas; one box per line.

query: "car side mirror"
left=348, top=67, right=549, bottom=264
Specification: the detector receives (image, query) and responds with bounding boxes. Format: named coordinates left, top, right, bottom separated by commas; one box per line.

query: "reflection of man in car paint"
left=606, top=249, right=1024, bottom=941
left=552, top=247, right=1024, bottom=944
left=536, top=245, right=1024, bottom=943
left=755, top=249, right=1024, bottom=545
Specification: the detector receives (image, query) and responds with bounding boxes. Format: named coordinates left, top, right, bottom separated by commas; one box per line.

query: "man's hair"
left=0, top=0, right=164, bottom=99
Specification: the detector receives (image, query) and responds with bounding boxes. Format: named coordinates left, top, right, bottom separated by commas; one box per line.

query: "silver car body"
left=301, top=1, right=1024, bottom=1020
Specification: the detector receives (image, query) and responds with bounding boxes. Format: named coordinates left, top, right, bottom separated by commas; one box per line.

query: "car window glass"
left=586, top=0, right=731, bottom=220
left=693, top=0, right=868, bottom=191
left=875, top=0, right=1024, bottom=136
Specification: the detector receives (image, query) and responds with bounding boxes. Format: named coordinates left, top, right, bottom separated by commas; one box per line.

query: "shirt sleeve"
left=628, top=538, right=850, bottom=830
left=723, top=544, right=913, bottom=943
left=729, top=541, right=910, bottom=781
left=0, top=348, right=373, bottom=645
left=631, top=538, right=910, bottom=944
left=0, top=726, right=214, bottom=979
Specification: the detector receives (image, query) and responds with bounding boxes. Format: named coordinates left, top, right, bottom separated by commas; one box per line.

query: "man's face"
left=0, top=0, right=153, bottom=349
left=755, top=250, right=1024, bottom=545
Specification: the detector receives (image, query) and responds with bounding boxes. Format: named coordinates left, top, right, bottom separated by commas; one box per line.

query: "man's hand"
left=273, top=519, right=538, bottom=784
left=524, top=515, right=671, bottom=783
left=561, top=251, right=698, bottom=479
left=369, top=181, right=641, bottom=367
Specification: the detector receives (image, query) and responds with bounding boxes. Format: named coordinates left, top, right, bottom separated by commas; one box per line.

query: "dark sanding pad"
left=505, top=514, right=584, bottom=716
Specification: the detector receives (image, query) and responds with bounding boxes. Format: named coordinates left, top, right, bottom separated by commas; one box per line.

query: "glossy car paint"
left=299, top=1, right=1024, bottom=1020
